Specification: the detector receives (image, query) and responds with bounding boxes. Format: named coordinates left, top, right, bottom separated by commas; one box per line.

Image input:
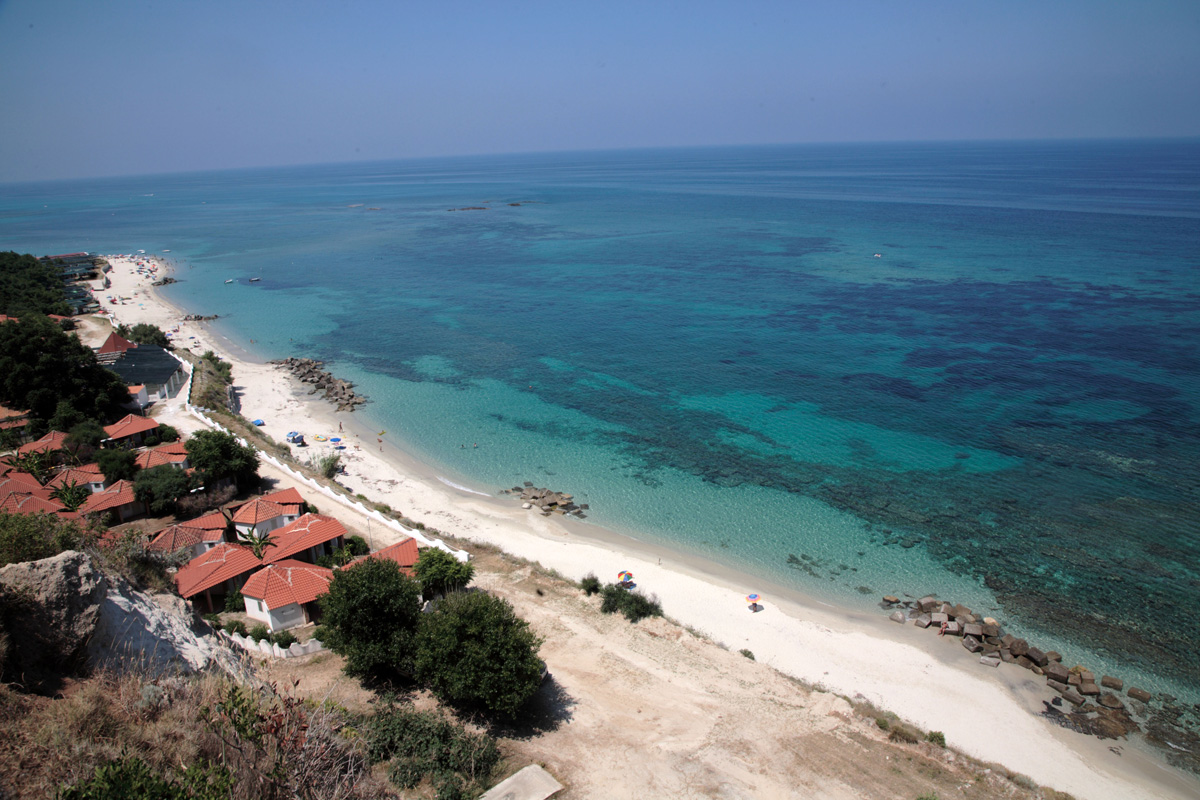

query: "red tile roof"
left=0, top=404, right=29, bottom=429
left=18, top=430, right=70, bottom=455
left=46, top=466, right=105, bottom=490
left=264, top=514, right=346, bottom=563
left=175, top=543, right=262, bottom=599
left=181, top=510, right=229, bottom=532
left=0, top=472, right=49, bottom=497
left=259, top=487, right=305, bottom=514
left=0, top=492, right=67, bottom=516
left=148, top=523, right=214, bottom=553
left=155, top=441, right=189, bottom=456
left=231, top=498, right=287, bottom=525
left=104, top=414, right=159, bottom=441
left=134, top=447, right=188, bottom=470
left=350, top=538, right=420, bottom=576
left=97, top=332, right=137, bottom=355
left=240, top=560, right=333, bottom=610
left=79, top=479, right=137, bottom=515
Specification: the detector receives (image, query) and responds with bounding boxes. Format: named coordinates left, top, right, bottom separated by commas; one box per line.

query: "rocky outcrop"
left=270, top=357, right=366, bottom=412
left=501, top=483, right=587, bottom=517
left=0, top=551, right=244, bottom=694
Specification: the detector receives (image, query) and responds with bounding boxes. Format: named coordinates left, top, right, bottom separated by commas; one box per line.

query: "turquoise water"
left=3, top=140, right=1199, bottom=696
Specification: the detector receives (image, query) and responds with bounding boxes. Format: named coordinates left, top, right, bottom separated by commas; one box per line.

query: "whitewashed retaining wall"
left=219, top=629, right=326, bottom=659
left=184, top=403, right=470, bottom=562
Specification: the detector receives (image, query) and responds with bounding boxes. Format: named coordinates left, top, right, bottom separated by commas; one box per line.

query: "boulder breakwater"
left=270, top=357, right=366, bottom=412
left=882, top=594, right=1200, bottom=772
left=500, top=483, right=588, bottom=518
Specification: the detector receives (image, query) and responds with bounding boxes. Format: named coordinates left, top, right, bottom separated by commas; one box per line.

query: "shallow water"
left=3, top=139, right=1199, bottom=696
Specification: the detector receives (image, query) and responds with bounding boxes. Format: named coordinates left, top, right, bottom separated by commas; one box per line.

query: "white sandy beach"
left=91, top=254, right=1198, bottom=800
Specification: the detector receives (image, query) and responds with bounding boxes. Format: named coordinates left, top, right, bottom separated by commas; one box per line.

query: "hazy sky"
left=1, top=0, right=1198, bottom=182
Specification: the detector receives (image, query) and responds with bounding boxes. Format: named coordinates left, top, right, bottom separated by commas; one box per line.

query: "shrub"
left=597, top=583, right=662, bottom=622
left=876, top=717, right=890, bottom=730
left=738, top=649, right=755, bottom=660
left=311, top=625, right=327, bottom=643
left=345, top=535, right=370, bottom=557
left=580, top=573, right=601, bottom=595
left=368, top=705, right=500, bottom=798
left=223, top=588, right=244, bottom=613
left=888, top=723, right=921, bottom=744
left=224, top=619, right=247, bottom=636
left=314, top=453, right=341, bottom=479
left=0, top=512, right=85, bottom=568
left=248, top=624, right=271, bottom=643
left=414, top=548, right=474, bottom=597
left=203, top=613, right=223, bottom=632
left=58, top=755, right=234, bottom=800
left=319, top=556, right=423, bottom=677
left=925, top=730, right=946, bottom=747
left=272, top=630, right=298, bottom=649
left=413, top=591, right=544, bottom=718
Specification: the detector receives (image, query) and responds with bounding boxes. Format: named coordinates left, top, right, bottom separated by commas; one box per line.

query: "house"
left=181, top=510, right=233, bottom=542
left=0, top=471, right=50, bottom=498
left=103, top=414, right=159, bottom=447
left=106, top=345, right=187, bottom=401
left=174, top=543, right=262, bottom=613
left=17, top=430, right=70, bottom=460
left=134, top=441, right=190, bottom=471
left=0, top=492, right=70, bottom=518
left=95, top=331, right=138, bottom=364
left=231, top=498, right=298, bottom=541
left=78, top=479, right=144, bottom=522
left=46, top=464, right=108, bottom=494
left=259, top=487, right=306, bottom=516
left=263, top=513, right=346, bottom=565
left=148, top=522, right=223, bottom=560
left=240, top=560, right=333, bottom=631
left=349, top=537, right=420, bottom=576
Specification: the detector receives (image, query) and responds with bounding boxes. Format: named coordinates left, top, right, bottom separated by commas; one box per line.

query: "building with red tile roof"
left=134, top=443, right=190, bottom=471
left=259, top=487, right=306, bottom=515
left=231, top=497, right=299, bottom=539
left=103, top=414, right=159, bottom=447
left=96, top=331, right=137, bottom=359
left=46, top=465, right=108, bottom=494
left=18, top=430, right=70, bottom=457
left=174, top=543, right=262, bottom=612
left=148, top=522, right=223, bottom=560
left=263, top=513, right=346, bottom=565
left=181, top=510, right=231, bottom=536
left=0, top=471, right=50, bottom=498
left=0, top=492, right=69, bottom=517
left=78, top=479, right=144, bottom=521
left=349, top=537, right=420, bottom=576
left=241, top=560, right=334, bottom=631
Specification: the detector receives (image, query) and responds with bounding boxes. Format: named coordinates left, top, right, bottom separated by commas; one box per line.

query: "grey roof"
left=107, top=346, right=182, bottom=387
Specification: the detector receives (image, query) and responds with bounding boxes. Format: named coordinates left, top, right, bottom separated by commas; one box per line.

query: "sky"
left=1, top=0, right=1198, bottom=182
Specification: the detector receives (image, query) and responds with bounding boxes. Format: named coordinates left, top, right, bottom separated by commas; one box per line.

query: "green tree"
left=50, top=480, right=90, bottom=512
left=96, top=448, right=139, bottom=483
left=318, top=557, right=423, bottom=677
left=67, top=419, right=107, bottom=449
left=241, top=527, right=276, bottom=560
left=0, top=251, right=69, bottom=317
left=47, top=400, right=86, bottom=435
left=0, top=315, right=130, bottom=424
left=119, top=322, right=172, bottom=349
left=185, top=429, right=259, bottom=489
left=413, top=548, right=475, bottom=597
left=134, top=465, right=192, bottom=515
left=413, top=591, right=544, bottom=718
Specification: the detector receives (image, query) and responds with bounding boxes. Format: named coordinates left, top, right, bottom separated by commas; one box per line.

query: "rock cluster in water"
left=500, top=482, right=587, bottom=518
left=182, top=313, right=219, bottom=321
left=270, top=357, right=366, bottom=412
left=882, top=594, right=1200, bottom=770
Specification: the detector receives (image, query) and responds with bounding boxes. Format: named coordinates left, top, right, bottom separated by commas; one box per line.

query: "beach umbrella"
left=745, top=593, right=761, bottom=605
left=618, top=571, right=633, bottom=583
left=330, top=437, right=341, bottom=443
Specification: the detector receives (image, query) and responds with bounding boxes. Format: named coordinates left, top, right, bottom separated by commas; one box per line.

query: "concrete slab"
left=479, top=764, right=563, bottom=800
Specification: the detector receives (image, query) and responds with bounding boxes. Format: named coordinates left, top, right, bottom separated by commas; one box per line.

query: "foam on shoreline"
left=94, top=252, right=1199, bottom=800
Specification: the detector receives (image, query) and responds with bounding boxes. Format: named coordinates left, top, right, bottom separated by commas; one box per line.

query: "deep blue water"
left=3, top=139, right=1199, bottom=695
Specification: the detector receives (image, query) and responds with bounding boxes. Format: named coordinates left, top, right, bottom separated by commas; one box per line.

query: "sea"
left=3, top=139, right=1199, bottom=701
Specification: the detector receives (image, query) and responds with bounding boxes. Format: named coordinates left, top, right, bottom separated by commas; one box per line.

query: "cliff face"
left=0, top=550, right=243, bottom=694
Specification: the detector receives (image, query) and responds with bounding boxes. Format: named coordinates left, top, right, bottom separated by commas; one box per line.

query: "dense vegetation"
left=413, top=547, right=475, bottom=597
left=184, top=429, right=259, bottom=490
left=0, top=512, right=88, bottom=569
left=0, top=315, right=130, bottom=434
left=0, top=251, right=69, bottom=318
left=320, top=556, right=544, bottom=719
left=116, top=321, right=172, bottom=349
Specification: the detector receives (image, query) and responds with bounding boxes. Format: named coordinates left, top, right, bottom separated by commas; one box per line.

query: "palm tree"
left=2, top=450, right=50, bottom=484
left=243, top=527, right=277, bottom=560
left=50, top=480, right=90, bottom=512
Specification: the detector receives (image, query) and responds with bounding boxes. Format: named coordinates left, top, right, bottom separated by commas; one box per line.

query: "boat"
left=249, top=277, right=262, bottom=282
left=224, top=279, right=234, bottom=284
left=162, top=249, right=171, bottom=252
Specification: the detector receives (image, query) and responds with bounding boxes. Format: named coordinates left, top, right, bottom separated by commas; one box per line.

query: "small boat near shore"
left=224, top=279, right=234, bottom=284
left=249, top=277, right=262, bottom=282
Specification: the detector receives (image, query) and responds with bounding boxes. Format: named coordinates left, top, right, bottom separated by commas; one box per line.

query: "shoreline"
left=95, top=253, right=1198, bottom=800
